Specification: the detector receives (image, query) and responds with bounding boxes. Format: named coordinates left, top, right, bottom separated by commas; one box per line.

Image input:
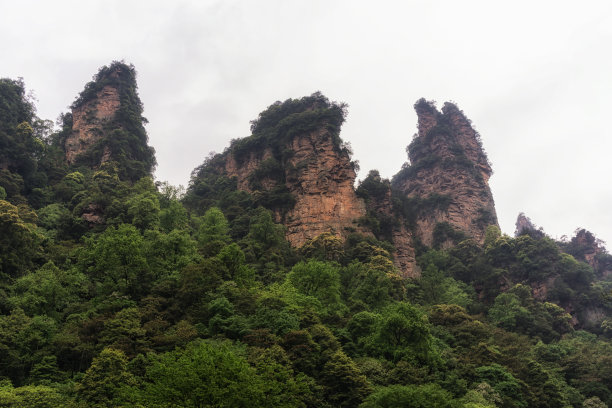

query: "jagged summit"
left=392, top=99, right=498, bottom=247
left=186, top=95, right=500, bottom=279
left=186, top=93, right=368, bottom=247
left=63, top=61, right=156, bottom=181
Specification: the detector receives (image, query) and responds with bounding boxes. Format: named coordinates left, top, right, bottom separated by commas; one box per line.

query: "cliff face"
left=393, top=99, right=498, bottom=247
left=283, top=127, right=367, bottom=246
left=189, top=95, right=498, bottom=278
left=360, top=176, right=418, bottom=277
left=221, top=113, right=367, bottom=247
left=65, top=84, right=120, bottom=164
left=63, top=62, right=155, bottom=181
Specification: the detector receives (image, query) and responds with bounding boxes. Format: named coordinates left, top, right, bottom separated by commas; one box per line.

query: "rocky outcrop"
left=192, top=95, right=499, bottom=277
left=567, top=229, right=612, bottom=276
left=358, top=171, right=418, bottom=277
left=515, top=213, right=537, bottom=236
left=282, top=127, right=367, bottom=246
left=393, top=99, right=498, bottom=247
left=63, top=62, right=155, bottom=182
left=65, top=81, right=121, bottom=164
left=222, top=125, right=368, bottom=247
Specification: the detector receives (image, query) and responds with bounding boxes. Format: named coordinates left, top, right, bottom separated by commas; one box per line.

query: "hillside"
left=0, top=63, right=611, bottom=407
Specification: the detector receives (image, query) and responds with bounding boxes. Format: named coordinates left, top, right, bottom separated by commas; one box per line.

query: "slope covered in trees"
left=0, top=64, right=611, bottom=407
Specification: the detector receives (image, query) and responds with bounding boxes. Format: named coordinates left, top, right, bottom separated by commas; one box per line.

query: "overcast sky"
left=2, top=0, right=611, bottom=246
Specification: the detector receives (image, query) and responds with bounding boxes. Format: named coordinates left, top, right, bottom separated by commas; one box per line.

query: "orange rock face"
left=282, top=127, right=367, bottom=246
left=396, top=100, right=498, bottom=247
left=65, top=85, right=120, bottom=164
left=222, top=127, right=368, bottom=247
left=204, top=96, right=498, bottom=278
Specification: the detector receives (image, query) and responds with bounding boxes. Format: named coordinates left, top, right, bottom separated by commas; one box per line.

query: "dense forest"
left=1, top=63, right=612, bottom=407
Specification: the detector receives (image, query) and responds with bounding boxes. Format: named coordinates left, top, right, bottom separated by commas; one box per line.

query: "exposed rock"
left=514, top=212, right=545, bottom=239
left=224, top=148, right=275, bottom=191
left=568, top=229, right=612, bottom=274
left=65, top=85, right=120, bottom=164
left=394, top=99, right=498, bottom=247
left=62, top=62, right=155, bottom=182
left=222, top=126, right=368, bottom=247
left=81, top=203, right=105, bottom=226
left=283, top=127, right=367, bottom=246
left=191, top=95, right=499, bottom=275
left=515, top=212, right=536, bottom=236
left=359, top=174, right=418, bottom=278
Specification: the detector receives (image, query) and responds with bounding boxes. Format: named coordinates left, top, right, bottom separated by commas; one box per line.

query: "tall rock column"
left=216, top=93, right=369, bottom=247
left=393, top=99, right=498, bottom=247
left=65, top=84, right=120, bottom=164
left=63, top=61, right=156, bottom=181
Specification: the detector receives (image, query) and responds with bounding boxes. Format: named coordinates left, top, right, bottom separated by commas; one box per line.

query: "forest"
left=1, top=63, right=612, bottom=407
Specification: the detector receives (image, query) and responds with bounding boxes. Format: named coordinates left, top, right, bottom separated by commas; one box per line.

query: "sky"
left=2, top=0, right=611, bottom=246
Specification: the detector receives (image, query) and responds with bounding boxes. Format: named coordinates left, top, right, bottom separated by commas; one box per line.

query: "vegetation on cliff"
left=0, top=71, right=611, bottom=407
left=66, top=61, right=156, bottom=182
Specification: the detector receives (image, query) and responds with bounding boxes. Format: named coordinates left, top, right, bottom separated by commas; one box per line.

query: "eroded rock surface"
left=222, top=126, right=367, bottom=246
left=394, top=100, right=498, bottom=247
left=65, top=85, right=120, bottom=164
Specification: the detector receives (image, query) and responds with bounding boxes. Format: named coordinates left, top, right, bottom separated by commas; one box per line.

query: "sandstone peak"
left=63, top=61, right=155, bottom=181
left=187, top=95, right=500, bottom=278
left=193, top=93, right=368, bottom=247
left=393, top=99, right=498, bottom=247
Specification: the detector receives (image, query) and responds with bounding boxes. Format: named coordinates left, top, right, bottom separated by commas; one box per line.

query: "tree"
left=0, top=380, right=72, bottom=408
left=217, top=243, right=255, bottom=287
left=372, top=302, right=435, bottom=364
left=144, top=229, right=198, bottom=280
left=138, top=340, right=267, bottom=407
left=77, top=347, right=136, bottom=407
left=196, top=206, right=230, bottom=256
left=321, top=350, right=371, bottom=407
left=286, top=260, right=341, bottom=308
left=99, top=307, right=148, bottom=357
left=475, top=364, right=527, bottom=408
left=0, top=200, right=40, bottom=278
left=127, top=191, right=160, bottom=231
left=9, top=261, right=85, bottom=319
left=79, top=224, right=148, bottom=297
left=360, top=383, right=457, bottom=408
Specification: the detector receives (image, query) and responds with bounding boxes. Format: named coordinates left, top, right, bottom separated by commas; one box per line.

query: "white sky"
left=2, top=0, right=611, bottom=246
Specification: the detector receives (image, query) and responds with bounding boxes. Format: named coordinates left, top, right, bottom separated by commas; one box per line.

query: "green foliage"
left=127, top=190, right=160, bottom=231
left=196, top=206, right=230, bottom=256
left=341, top=260, right=404, bottom=311
left=77, top=347, right=136, bottom=407
left=3, top=75, right=612, bottom=408
left=433, top=222, right=467, bottom=249
left=238, top=92, right=347, bottom=162
left=369, top=302, right=436, bottom=364
left=78, top=223, right=148, bottom=297
left=9, top=262, right=85, bottom=318
left=136, top=340, right=269, bottom=407
left=300, top=232, right=345, bottom=262
left=286, top=260, right=342, bottom=311
left=0, top=381, right=72, bottom=408
left=0, top=199, right=41, bottom=278
left=475, top=364, right=527, bottom=408
left=321, top=350, right=372, bottom=407
left=361, top=383, right=459, bottom=408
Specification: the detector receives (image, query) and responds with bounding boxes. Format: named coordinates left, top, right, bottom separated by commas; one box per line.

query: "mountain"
left=392, top=99, right=497, bottom=247
left=186, top=95, right=499, bottom=278
left=2, top=63, right=612, bottom=407
left=63, top=61, right=156, bottom=182
left=203, top=93, right=368, bottom=246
